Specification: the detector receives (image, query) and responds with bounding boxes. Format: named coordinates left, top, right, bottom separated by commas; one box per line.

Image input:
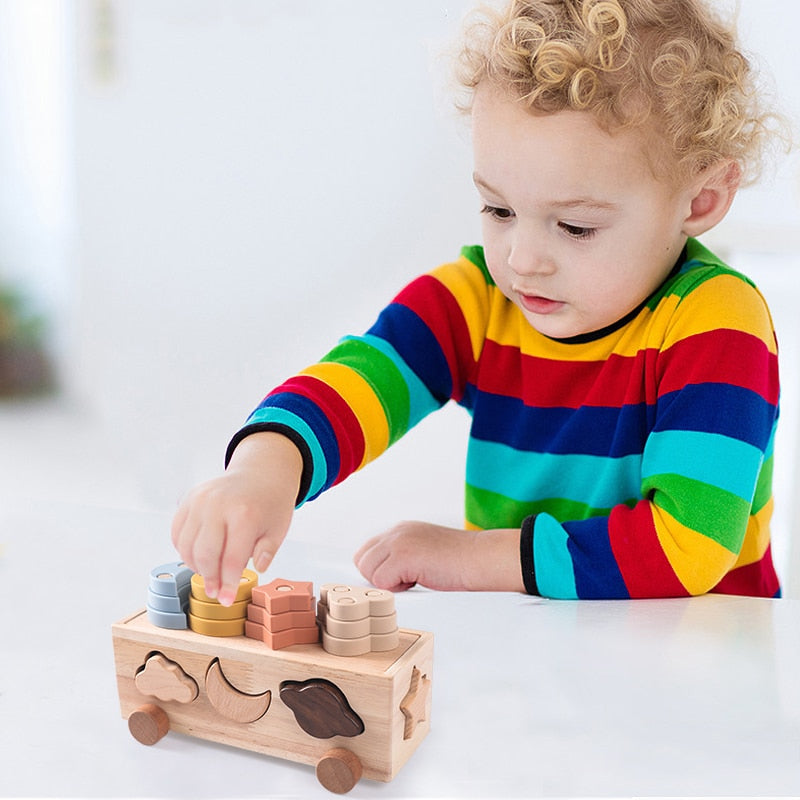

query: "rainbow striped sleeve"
left=228, top=251, right=491, bottom=503
left=520, top=241, right=781, bottom=599
left=229, top=240, right=780, bottom=599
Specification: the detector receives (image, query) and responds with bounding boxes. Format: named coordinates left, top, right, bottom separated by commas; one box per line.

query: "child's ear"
left=681, top=160, right=741, bottom=238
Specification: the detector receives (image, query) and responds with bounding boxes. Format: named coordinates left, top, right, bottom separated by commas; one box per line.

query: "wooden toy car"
left=111, top=581, right=433, bottom=794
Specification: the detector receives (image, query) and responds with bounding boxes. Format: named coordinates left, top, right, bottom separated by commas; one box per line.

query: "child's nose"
left=508, top=231, right=555, bottom=277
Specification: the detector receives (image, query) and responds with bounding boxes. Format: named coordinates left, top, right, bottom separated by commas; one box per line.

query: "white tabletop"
left=1, top=494, right=798, bottom=799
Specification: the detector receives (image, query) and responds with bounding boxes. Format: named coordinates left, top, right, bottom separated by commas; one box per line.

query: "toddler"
left=173, top=0, right=784, bottom=604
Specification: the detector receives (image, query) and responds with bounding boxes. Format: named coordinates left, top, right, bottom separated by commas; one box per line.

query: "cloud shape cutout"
left=135, top=652, right=198, bottom=704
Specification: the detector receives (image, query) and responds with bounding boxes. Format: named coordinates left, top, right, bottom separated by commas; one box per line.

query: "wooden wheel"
left=127, top=703, right=169, bottom=746
left=315, top=748, right=363, bottom=794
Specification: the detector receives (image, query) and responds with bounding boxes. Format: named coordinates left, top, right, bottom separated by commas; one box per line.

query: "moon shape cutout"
left=204, top=658, right=271, bottom=723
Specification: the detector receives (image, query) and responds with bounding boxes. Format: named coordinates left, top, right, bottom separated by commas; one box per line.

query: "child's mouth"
left=519, top=294, right=565, bottom=315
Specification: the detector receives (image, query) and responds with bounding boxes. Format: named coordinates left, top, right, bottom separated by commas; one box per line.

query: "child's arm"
left=228, top=252, right=486, bottom=508
left=171, top=431, right=303, bottom=606
left=354, top=521, right=525, bottom=592
left=171, top=253, right=482, bottom=602
left=517, top=272, right=781, bottom=599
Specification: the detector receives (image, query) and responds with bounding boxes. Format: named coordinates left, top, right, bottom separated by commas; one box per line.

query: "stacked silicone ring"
left=187, top=569, right=257, bottom=636
left=146, top=562, right=192, bottom=629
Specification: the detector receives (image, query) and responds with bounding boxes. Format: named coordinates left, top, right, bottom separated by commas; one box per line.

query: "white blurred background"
left=0, top=0, right=798, bottom=593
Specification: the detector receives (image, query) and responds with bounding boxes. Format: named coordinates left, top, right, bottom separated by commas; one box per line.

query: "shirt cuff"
left=225, top=423, right=314, bottom=507
left=520, top=515, right=539, bottom=595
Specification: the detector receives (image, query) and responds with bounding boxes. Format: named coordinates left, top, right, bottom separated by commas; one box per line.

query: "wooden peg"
left=315, top=748, right=363, bottom=794
left=128, top=703, right=169, bottom=745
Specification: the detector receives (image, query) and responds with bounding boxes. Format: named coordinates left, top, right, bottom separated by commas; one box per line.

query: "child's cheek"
left=481, top=245, right=507, bottom=287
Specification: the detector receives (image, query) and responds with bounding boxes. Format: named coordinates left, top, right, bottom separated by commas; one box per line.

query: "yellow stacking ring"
left=189, top=595, right=250, bottom=621
left=191, top=569, right=258, bottom=604
left=188, top=615, right=246, bottom=637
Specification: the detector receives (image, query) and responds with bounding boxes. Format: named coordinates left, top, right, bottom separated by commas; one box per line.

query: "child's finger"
left=217, top=529, right=256, bottom=606
left=352, top=534, right=380, bottom=568
left=190, top=519, right=228, bottom=600
left=170, top=508, right=201, bottom=575
left=252, top=537, right=277, bottom=574
left=366, top=552, right=416, bottom=593
left=170, top=504, right=188, bottom=550
left=171, top=487, right=221, bottom=575
left=353, top=537, right=392, bottom=587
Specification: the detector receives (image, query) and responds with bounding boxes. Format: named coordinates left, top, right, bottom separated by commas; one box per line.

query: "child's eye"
left=481, top=204, right=515, bottom=221
left=559, top=222, right=597, bottom=240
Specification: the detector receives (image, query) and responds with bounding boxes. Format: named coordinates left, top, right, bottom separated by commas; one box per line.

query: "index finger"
left=217, top=546, right=254, bottom=607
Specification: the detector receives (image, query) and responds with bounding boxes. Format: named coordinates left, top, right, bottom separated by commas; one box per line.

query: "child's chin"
left=523, top=312, right=580, bottom=340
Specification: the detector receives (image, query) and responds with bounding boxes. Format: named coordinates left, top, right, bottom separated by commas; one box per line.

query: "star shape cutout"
left=400, top=666, right=431, bottom=740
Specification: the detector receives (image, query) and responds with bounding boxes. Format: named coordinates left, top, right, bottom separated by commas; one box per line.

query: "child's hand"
left=353, top=521, right=525, bottom=593
left=171, top=432, right=303, bottom=606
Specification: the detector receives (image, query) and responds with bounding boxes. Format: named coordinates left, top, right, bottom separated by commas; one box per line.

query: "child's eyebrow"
left=473, top=173, right=619, bottom=213
left=472, top=174, right=504, bottom=197
left=550, top=198, right=620, bottom=213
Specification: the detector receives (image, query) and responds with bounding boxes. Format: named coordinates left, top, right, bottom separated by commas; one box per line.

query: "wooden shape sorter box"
left=111, top=606, right=433, bottom=794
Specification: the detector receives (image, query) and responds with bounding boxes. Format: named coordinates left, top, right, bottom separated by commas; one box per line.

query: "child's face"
left=472, top=86, right=695, bottom=339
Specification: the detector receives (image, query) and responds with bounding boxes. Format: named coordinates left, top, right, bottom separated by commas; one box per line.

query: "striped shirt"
left=228, top=238, right=781, bottom=598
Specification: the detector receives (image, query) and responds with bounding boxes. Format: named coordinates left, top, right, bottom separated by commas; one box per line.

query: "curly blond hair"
left=455, top=0, right=785, bottom=184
